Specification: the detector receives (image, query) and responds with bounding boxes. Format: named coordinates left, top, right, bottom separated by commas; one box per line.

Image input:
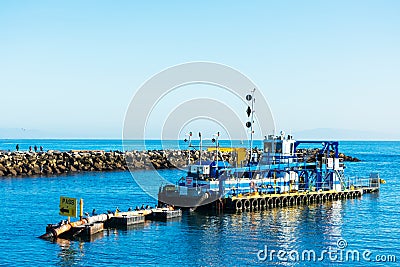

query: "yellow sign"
left=59, top=196, right=77, bottom=217
left=207, top=147, right=247, bottom=163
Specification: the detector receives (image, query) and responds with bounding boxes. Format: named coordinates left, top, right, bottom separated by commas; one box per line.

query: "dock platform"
left=73, top=222, right=104, bottom=238
left=221, top=189, right=366, bottom=212
left=150, top=208, right=182, bottom=221
left=107, top=215, right=145, bottom=228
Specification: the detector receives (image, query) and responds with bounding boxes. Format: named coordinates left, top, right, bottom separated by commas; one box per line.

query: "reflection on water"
left=54, top=220, right=154, bottom=266
left=55, top=238, right=84, bottom=267
left=181, top=201, right=350, bottom=265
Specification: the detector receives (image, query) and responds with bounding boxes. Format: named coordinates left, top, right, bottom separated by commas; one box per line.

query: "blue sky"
left=0, top=1, right=399, bottom=139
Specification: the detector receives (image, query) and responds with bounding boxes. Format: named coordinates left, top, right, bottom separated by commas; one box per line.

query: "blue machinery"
left=158, top=90, right=381, bottom=210
left=214, top=134, right=375, bottom=197
left=294, top=140, right=340, bottom=191
left=158, top=132, right=381, bottom=211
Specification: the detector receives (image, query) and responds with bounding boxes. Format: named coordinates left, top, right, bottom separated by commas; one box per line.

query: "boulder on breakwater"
left=0, top=150, right=127, bottom=177
left=295, top=148, right=361, bottom=163
left=0, top=148, right=360, bottom=177
left=0, top=150, right=227, bottom=177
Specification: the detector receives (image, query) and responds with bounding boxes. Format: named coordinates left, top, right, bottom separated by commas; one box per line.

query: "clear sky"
left=0, top=1, right=399, bottom=139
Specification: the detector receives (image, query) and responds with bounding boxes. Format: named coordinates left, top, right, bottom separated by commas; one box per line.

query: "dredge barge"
left=158, top=133, right=382, bottom=212
left=158, top=92, right=383, bottom=212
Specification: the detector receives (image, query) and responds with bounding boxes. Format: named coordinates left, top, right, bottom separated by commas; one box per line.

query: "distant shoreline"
left=1, top=138, right=399, bottom=140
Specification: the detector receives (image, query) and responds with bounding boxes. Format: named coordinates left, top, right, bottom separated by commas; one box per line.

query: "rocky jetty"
left=296, top=148, right=361, bottom=163
left=0, top=148, right=360, bottom=177
left=0, top=150, right=227, bottom=177
left=0, top=150, right=126, bottom=177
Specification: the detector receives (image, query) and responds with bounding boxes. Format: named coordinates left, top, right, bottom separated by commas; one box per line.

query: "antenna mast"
left=185, top=132, right=192, bottom=166
left=199, top=132, right=202, bottom=165
left=245, top=89, right=256, bottom=178
left=212, top=132, right=220, bottom=178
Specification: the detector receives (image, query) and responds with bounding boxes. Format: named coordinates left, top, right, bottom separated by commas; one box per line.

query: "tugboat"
left=158, top=91, right=382, bottom=211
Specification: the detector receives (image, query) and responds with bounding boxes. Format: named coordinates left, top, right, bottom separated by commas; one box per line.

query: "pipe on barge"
left=39, top=219, right=88, bottom=239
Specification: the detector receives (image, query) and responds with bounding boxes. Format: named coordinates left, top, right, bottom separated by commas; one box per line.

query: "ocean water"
left=0, top=140, right=399, bottom=266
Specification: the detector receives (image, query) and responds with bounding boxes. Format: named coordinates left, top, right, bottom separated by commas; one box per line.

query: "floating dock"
left=107, top=214, right=145, bottom=228
left=222, top=189, right=365, bottom=212
left=73, top=222, right=104, bottom=238
left=150, top=208, right=182, bottom=221
left=39, top=208, right=181, bottom=241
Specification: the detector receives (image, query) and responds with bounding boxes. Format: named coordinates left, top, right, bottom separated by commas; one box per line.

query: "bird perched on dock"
left=115, top=207, right=120, bottom=216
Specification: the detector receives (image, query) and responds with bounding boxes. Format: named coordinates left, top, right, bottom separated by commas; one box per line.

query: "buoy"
left=235, top=200, right=243, bottom=211
left=274, top=198, right=281, bottom=207
left=267, top=198, right=274, bottom=208
left=251, top=199, right=259, bottom=211
left=259, top=198, right=266, bottom=210
left=281, top=197, right=288, bottom=207
left=243, top=199, right=251, bottom=210
left=288, top=197, right=295, bottom=206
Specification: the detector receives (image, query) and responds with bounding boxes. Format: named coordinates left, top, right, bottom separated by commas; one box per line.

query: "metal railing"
left=348, top=177, right=380, bottom=190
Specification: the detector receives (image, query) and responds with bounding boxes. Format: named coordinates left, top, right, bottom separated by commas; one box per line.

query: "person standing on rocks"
left=29, top=146, right=32, bottom=152
left=16, top=144, right=19, bottom=151
left=34, top=145, right=38, bottom=152
left=40, top=146, right=43, bottom=152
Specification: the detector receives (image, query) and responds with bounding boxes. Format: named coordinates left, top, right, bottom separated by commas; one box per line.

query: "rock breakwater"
left=0, top=148, right=360, bottom=177
left=0, top=150, right=225, bottom=177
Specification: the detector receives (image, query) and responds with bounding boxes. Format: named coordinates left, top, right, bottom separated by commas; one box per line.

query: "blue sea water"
left=0, top=140, right=399, bottom=266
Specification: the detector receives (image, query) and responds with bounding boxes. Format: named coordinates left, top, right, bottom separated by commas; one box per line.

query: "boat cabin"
left=259, top=131, right=296, bottom=165
left=187, top=160, right=231, bottom=180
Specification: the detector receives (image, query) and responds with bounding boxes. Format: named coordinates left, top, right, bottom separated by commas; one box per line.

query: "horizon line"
left=0, top=138, right=399, bottom=142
